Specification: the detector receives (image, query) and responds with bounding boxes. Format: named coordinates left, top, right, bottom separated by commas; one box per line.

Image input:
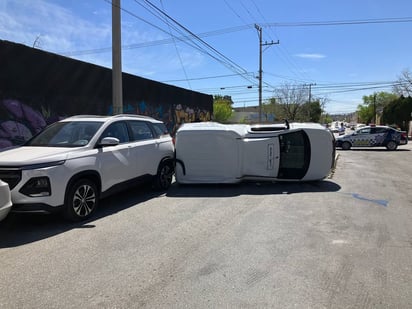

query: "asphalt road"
left=1, top=143, right=411, bottom=308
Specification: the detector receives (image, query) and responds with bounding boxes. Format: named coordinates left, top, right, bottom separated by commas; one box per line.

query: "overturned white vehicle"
left=175, top=121, right=336, bottom=184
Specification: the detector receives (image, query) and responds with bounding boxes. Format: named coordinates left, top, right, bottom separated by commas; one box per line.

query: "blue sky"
left=1, top=0, right=411, bottom=115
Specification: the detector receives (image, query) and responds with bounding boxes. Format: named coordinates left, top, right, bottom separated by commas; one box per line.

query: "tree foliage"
left=357, top=91, right=398, bottom=124
left=274, top=83, right=308, bottom=121
left=381, top=96, right=412, bottom=130
left=213, top=95, right=233, bottom=123
left=267, top=83, right=325, bottom=122
left=393, top=69, right=412, bottom=97
left=299, top=100, right=322, bottom=122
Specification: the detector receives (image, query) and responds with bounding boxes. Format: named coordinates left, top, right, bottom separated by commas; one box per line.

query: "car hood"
left=0, top=146, right=86, bottom=166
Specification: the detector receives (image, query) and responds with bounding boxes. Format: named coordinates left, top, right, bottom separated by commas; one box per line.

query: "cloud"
left=295, top=53, right=326, bottom=60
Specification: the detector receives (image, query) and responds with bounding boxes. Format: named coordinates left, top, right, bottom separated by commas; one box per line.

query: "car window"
left=26, top=121, right=103, bottom=147
left=100, top=122, right=129, bottom=143
left=358, top=128, right=371, bottom=135
left=278, top=130, right=310, bottom=179
left=152, top=123, right=170, bottom=137
left=373, top=127, right=388, bottom=134
left=128, top=121, right=154, bottom=141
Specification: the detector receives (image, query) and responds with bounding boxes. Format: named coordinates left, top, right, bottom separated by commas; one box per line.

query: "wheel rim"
left=72, top=184, right=96, bottom=217
left=159, top=164, right=173, bottom=188
left=387, top=141, right=396, bottom=150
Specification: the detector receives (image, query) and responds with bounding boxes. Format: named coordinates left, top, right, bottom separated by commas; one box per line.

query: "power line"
left=263, top=17, right=412, bottom=28
left=135, top=0, right=258, bottom=86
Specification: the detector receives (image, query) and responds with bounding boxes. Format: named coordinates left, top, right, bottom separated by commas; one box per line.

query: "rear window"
left=128, top=121, right=154, bottom=141
left=152, top=123, right=170, bottom=137
left=278, top=130, right=310, bottom=179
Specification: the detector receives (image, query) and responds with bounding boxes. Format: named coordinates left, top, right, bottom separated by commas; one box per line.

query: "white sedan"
left=175, top=121, right=336, bottom=184
left=0, top=179, right=12, bottom=222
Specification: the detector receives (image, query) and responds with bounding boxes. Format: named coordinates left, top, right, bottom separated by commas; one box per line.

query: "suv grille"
left=0, top=168, right=22, bottom=190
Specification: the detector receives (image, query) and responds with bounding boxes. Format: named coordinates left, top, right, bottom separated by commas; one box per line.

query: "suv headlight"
left=19, top=177, right=51, bottom=197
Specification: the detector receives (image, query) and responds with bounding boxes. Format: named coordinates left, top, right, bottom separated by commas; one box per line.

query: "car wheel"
left=64, top=179, right=99, bottom=221
left=341, top=141, right=351, bottom=150
left=153, top=161, right=174, bottom=190
left=386, top=140, right=398, bottom=151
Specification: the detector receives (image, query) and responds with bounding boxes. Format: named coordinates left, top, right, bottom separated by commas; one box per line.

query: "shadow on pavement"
left=0, top=180, right=340, bottom=248
left=0, top=183, right=164, bottom=248
left=167, top=180, right=341, bottom=198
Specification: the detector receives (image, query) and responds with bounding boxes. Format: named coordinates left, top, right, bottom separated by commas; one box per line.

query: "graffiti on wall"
left=0, top=98, right=211, bottom=150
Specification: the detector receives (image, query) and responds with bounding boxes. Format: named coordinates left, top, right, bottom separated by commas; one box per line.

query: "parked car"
left=0, top=114, right=175, bottom=221
left=0, top=179, right=12, bottom=222
left=175, top=121, right=336, bottom=184
left=335, top=125, right=408, bottom=150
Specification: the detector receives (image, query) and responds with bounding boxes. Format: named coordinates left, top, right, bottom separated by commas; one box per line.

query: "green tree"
left=213, top=95, right=233, bottom=123
left=299, top=100, right=322, bottom=122
left=357, top=92, right=398, bottom=124
left=381, top=96, right=412, bottom=131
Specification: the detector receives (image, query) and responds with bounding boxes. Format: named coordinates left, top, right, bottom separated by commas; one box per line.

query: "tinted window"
left=372, top=127, right=389, bottom=134
left=100, top=122, right=129, bottom=143
left=129, top=121, right=154, bottom=141
left=278, top=130, right=310, bottom=179
left=152, top=123, right=170, bottom=137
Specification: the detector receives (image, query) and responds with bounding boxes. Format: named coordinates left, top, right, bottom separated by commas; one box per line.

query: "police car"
left=335, top=125, right=408, bottom=150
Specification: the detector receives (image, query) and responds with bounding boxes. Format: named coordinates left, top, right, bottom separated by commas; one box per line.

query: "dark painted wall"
left=0, top=40, right=212, bottom=149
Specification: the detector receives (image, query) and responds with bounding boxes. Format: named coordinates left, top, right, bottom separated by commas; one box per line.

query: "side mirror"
left=99, top=137, right=120, bottom=146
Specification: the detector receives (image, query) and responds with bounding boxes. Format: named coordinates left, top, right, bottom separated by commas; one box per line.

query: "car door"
left=127, top=120, right=159, bottom=177
left=96, top=121, right=135, bottom=191
left=352, top=127, right=372, bottom=147
left=242, top=135, right=280, bottom=178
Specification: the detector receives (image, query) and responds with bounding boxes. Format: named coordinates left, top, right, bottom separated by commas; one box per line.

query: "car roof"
left=60, top=114, right=162, bottom=123
left=358, top=125, right=392, bottom=130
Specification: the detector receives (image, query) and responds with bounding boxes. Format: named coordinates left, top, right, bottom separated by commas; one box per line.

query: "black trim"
left=11, top=203, right=63, bottom=214
left=100, top=174, right=153, bottom=199
left=175, top=158, right=186, bottom=175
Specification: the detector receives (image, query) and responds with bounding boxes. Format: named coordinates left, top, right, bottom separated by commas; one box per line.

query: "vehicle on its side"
left=0, top=179, right=12, bottom=222
left=175, top=121, right=335, bottom=184
left=0, top=114, right=175, bottom=221
left=335, top=125, right=408, bottom=150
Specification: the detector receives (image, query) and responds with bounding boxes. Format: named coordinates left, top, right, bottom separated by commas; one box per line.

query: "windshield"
left=26, top=121, right=103, bottom=147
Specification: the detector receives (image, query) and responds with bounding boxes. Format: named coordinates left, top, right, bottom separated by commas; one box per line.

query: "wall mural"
left=0, top=98, right=211, bottom=150
left=0, top=40, right=212, bottom=150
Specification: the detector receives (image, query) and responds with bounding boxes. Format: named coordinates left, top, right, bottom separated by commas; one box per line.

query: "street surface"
left=1, top=143, right=411, bottom=308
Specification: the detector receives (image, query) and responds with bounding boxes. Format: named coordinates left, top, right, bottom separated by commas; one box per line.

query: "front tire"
left=386, top=140, right=398, bottom=151
left=64, top=179, right=99, bottom=221
left=153, top=161, right=174, bottom=190
left=341, top=141, right=351, bottom=150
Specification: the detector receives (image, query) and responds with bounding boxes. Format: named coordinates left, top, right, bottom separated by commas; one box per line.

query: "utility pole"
left=304, top=83, right=316, bottom=122
left=255, top=24, right=279, bottom=122
left=307, top=83, right=316, bottom=104
left=112, top=0, right=123, bottom=115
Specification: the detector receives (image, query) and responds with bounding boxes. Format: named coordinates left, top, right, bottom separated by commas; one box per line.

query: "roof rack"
left=66, top=115, right=107, bottom=119
left=249, top=119, right=290, bottom=132
left=112, top=114, right=153, bottom=119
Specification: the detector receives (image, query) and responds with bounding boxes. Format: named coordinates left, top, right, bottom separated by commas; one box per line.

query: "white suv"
left=0, top=114, right=175, bottom=221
